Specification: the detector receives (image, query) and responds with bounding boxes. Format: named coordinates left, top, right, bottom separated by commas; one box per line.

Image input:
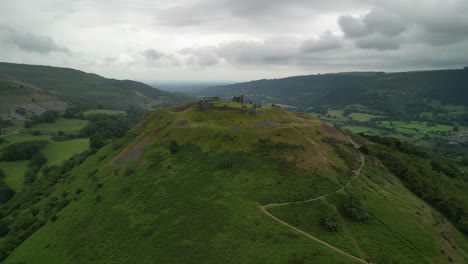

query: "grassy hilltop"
left=1, top=101, right=467, bottom=263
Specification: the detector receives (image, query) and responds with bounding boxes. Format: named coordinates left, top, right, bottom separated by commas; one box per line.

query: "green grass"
left=44, top=139, right=90, bottom=166
left=82, top=109, right=127, bottom=117
left=3, top=106, right=361, bottom=264
left=3, top=105, right=468, bottom=264
left=29, top=118, right=89, bottom=135
left=348, top=113, right=383, bottom=122
left=0, top=161, right=28, bottom=191
left=327, top=110, right=349, bottom=121
left=269, top=199, right=362, bottom=258
left=270, top=161, right=468, bottom=264
left=0, top=134, right=51, bottom=148
left=378, top=121, right=454, bottom=133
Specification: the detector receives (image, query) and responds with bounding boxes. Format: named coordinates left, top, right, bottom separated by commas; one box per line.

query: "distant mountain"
left=0, top=62, right=187, bottom=113
left=198, top=69, right=468, bottom=115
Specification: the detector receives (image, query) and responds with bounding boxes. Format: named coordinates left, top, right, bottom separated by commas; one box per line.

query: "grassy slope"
left=270, top=160, right=468, bottom=264
left=4, top=103, right=467, bottom=263
left=4, top=103, right=359, bottom=264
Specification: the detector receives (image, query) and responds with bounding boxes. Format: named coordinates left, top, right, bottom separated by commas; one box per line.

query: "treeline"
left=0, top=170, right=14, bottom=205
left=0, top=148, right=97, bottom=261
left=24, top=110, right=60, bottom=128
left=363, top=135, right=468, bottom=235
left=80, top=114, right=135, bottom=149
left=0, top=141, right=48, bottom=161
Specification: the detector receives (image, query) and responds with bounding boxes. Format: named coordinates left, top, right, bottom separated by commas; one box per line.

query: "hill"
left=0, top=101, right=467, bottom=263
left=198, top=69, right=468, bottom=111
left=0, top=76, right=68, bottom=120
left=196, top=69, right=468, bottom=161
left=0, top=62, right=187, bottom=113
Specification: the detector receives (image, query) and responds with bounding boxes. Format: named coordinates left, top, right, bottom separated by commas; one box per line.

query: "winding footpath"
left=261, top=133, right=369, bottom=264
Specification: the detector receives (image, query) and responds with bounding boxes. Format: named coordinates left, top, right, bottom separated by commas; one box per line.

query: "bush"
left=169, top=140, right=180, bottom=154
left=90, top=133, right=107, bottom=149
left=28, top=153, right=47, bottom=168
left=321, top=206, right=340, bottom=231
left=343, top=193, right=369, bottom=222
left=0, top=183, right=15, bottom=204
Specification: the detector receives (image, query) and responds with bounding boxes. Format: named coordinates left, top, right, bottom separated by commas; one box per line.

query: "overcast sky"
left=1, top=0, right=467, bottom=82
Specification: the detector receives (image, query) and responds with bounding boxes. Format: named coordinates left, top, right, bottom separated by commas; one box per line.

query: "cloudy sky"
left=1, top=0, right=467, bottom=81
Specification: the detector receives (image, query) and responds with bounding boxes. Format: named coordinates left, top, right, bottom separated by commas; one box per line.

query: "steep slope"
left=0, top=62, right=187, bottom=111
left=0, top=76, right=68, bottom=120
left=1, top=102, right=467, bottom=263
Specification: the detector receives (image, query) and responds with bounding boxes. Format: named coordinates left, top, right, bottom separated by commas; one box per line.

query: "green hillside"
left=1, top=101, right=466, bottom=263
left=197, top=69, right=468, bottom=161
left=0, top=62, right=187, bottom=111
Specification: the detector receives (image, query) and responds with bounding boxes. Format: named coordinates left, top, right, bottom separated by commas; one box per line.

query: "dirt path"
left=261, top=133, right=370, bottom=264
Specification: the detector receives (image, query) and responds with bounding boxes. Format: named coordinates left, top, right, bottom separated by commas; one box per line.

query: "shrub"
left=321, top=206, right=340, bottom=231
left=343, top=193, right=369, bottom=222
left=169, top=140, right=180, bottom=154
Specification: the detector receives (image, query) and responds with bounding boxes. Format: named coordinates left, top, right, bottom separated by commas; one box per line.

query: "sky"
left=1, top=0, right=467, bottom=82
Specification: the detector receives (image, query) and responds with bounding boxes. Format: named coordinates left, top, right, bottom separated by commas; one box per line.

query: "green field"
left=0, top=161, right=28, bottom=191
left=44, top=139, right=90, bottom=165
left=348, top=113, right=383, bottom=122
left=0, top=134, right=51, bottom=148
left=0, top=118, right=90, bottom=190
left=82, top=109, right=127, bottom=117
left=378, top=121, right=453, bottom=133
left=29, top=118, right=89, bottom=135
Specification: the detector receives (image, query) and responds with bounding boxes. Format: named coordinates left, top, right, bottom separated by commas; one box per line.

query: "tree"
left=169, top=140, right=180, bottom=154
left=0, top=183, right=15, bottom=204
left=344, top=193, right=369, bottom=222
left=28, top=153, right=47, bottom=168
left=90, top=134, right=107, bottom=149
left=461, top=155, right=468, bottom=166
left=321, top=206, right=340, bottom=231
left=0, top=169, right=4, bottom=179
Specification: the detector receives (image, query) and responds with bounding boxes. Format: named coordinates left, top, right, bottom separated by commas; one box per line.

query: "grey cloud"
left=355, top=35, right=400, bottom=50
left=215, top=38, right=299, bottom=65
left=2, top=28, right=69, bottom=54
left=339, top=8, right=407, bottom=39
left=338, top=15, right=368, bottom=38
left=363, top=8, right=407, bottom=37
left=143, top=49, right=165, bottom=60
left=300, top=31, right=344, bottom=53
left=179, top=47, right=219, bottom=66
left=142, top=49, right=180, bottom=67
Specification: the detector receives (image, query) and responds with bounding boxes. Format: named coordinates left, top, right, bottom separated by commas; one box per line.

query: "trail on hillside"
left=261, top=132, right=370, bottom=264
